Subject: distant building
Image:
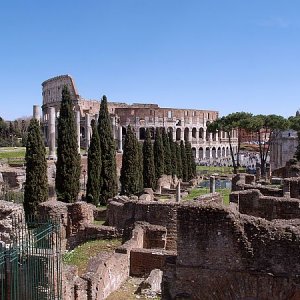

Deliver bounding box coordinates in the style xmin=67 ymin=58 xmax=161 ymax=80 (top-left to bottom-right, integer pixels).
xmin=270 ymin=129 xmax=298 ymax=170
xmin=41 ymin=74 xmax=238 ymax=162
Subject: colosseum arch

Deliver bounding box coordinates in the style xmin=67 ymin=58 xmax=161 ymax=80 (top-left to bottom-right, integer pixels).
xmin=222 ymin=147 xmax=225 ymax=157
xmin=139 ymin=127 xmax=146 ymax=140
xmin=184 ymin=128 xmax=189 ymax=141
xmin=199 ymin=147 xmax=204 ymax=159
xmin=206 ymin=147 xmax=210 ymax=159
xmin=192 ymin=127 xmax=197 ymax=139
xmin=212 ymin=147 xmax=216 ymax=159
xmin=199 ymin=128 xmax=204 ymax=139
xmin=226 ymin=147 xmax=230 ymax=156
xmin=176 ymin=128 xmax=181 ymax=141
xmin=192 ymin=147 xmax=196 ymax=158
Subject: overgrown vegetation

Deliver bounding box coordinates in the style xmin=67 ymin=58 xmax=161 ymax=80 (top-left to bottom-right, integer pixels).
xmin=63 ymin=239 xmax=122 ymax=275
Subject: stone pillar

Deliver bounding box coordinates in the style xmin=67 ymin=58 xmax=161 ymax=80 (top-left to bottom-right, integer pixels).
xmin=112 ymin=116 xmax=116 ymax=139
xmin=180 ymin=128 xmax=184 ymax=141
xmin=172 ymin=129 xmax=176 ymax=142
xmin=188 ymin=129 xmax=192 ymax=142
xmin=76 ymin=110 xmax=81 ymax=154
xmin=265 ymin=163 xmax=271 ymax=182
xmin=33 ymin=105 xmax=40 ymax=122
xmin=85 ymin=113 xmax=91 ymax=152
xmin=48 ymin=107 xmax=56 ymax=160
xmin=176 ymin=181 xmax=181 ymax=202
xmin=196 ymin=128 xmax=199 ymax=143
xmin=215 ymin=130 xmax=219 ymax=142
xmin=210 ymin=176 xmax=215 ymax=193
xmin=118 ymin=125 xmax=123 ymax=153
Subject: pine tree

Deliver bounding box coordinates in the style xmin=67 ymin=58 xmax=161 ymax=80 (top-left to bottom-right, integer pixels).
xmin=176 ymin=142 xmax=183 ymax=179
xmin=120 ymin=125 xmax=141 ymax=195
xmin=55 ymin=86 xmax=81 ymax=203
xmin=180 ymin=140 xmax=188 ymax=182
xmin=24 ymin=119 xmax=48 ymax=216
xmin=162 ymin=128 xmax=172 ymax=175
xmin=143 ymin=128 xmax=155 ymax=189
xmin=168 ymin=131 xmax=177 ymax=177
xmin=98 ymin=95 xmax=118 ymax=204
xmin=153 ymin=128 xmax=165 ymax=180
xmin=86 ymin=120 xmax=101 ymax=206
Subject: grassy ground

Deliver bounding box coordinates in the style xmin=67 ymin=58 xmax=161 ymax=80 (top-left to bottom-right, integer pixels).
xmin=197 ymin=165 xmax=245 ymax=175
xmin=184 ymin=187 xmax=231 ymax=205
xmin=63 ymin=239 xmax=122 ymax=275
xmin=0 ymin=147 xmax=26 ymax=159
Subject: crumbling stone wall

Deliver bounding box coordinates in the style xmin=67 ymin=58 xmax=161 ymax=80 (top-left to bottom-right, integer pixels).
xmin=230 ymin=189 xmax=300 ymax=220
xmin=232 ymin=173 xmax=283 ymax=197
xmin=162 ymin=203 xmax=300 ymax=299
xmin=107 ymin=197 xmax=179 ymax=250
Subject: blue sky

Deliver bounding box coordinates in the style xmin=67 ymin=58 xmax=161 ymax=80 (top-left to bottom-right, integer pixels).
xmin=1 ymin=0 xmax=300 ymax=120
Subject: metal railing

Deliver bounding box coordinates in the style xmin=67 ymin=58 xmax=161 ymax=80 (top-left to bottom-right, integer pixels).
xmin=0 ymin=215 xmax=62 ymax=300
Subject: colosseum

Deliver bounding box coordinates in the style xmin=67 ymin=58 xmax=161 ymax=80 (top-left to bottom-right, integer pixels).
xmin=41 ymin=74 xmax=238 ymax=162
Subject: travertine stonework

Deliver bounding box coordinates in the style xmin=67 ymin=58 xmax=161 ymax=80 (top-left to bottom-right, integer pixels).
xmin=41 ymin=75 xmax=238 ymax=161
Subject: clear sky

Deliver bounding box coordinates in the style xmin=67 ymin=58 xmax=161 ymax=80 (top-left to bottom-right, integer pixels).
xmin=1 ymin=0 xmax=300 ymax=120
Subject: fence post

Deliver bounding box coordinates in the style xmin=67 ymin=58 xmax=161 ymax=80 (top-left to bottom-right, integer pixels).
xmin=5 ymin=253 xmax=11 ymax=300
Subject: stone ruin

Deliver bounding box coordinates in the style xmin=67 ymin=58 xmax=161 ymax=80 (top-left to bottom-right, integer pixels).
xmin=1 ymin=173 xmax=300 ymax=299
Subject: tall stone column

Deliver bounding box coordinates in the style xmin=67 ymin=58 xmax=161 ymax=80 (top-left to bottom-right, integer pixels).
xmin=180 ymin=128 xmax=184 ymax=141
xmin=85 ymin=113 xmax=91 ymax=152
xmin=48 ymin=107 xmax=56 ymax=160
xmin=33 ymin=105 xmax=40 ymax=123
xmin=118 ymin=125 xmax=123 ymax=153
xmin=172 ymin=129 xmax=176 ymax=142
xmin=210 ymin=176 xmax=216 ymax=193
xmin=76 ymin=110 xmax=81 ymax=154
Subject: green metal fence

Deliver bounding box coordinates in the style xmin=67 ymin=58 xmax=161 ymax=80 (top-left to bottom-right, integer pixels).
xmin=0 ymin=215 xmax=62 ymax=300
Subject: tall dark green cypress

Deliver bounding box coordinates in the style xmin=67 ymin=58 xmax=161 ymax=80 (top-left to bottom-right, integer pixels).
xmin=86 ymin=120 xmax=101 ymax=206
xmin=153 ymin=128 xmax=165 ymax=180
xmin=185 ymin=141 xmax=193 ymax=180
xmin=176 ymin=142 xmax=183 ymax=179
xmin=137 ymin=141 xmax=144 ymax=192
xmin=162 ymin=128 xmax=172 ymax=175
xmin=24 ymin=119 xmax=48 ymax=217
xmin=168 ymin=131 xmax=177 ymax=177
xmin=120 ymin=125 xmax=141 ymax=195
xmin=98 ymin=95 xmax=118 ymax=204
xmin=143 ymin=128 xmax=155 ymax=189
xmin=180 ymin=140 xmax=188 ymax=182
xmin=56 ymin=86 xmax=81 ymax=203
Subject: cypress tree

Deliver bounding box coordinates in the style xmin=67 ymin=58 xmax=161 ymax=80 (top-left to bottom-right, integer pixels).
xmin=55 ymin=86 xmax=81 ymax=203
xmin=137 ymin=141 xmax=144 ymax=192
xmin=98 ymin=95 xmax=118 ymax=204
xmin=86 ymin=120 xmax=101 ymax=206
xmin=153 ymin=128 xmax=165 ymax=180
xmin=24 ymin=119 xmax=48 ymax=217
xmin=168 ymin=131 xmax=177 ymax=177
xmin=185 ymin=141 xmax=193 ymax=180
xmin=120 ymin=125 xmax=141 ymax=195
xmin=180 ymin=140 xmax=188 ymax=182
xmin=176 ymin=142 xmax=183 ymax=179
xmin=162 ymin=128 xmax=172 ymax=175
xmin=143 ymin=128 xmax=155 ymax=189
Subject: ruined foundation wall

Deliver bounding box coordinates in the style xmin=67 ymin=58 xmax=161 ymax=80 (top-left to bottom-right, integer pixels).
xmin=162 ymin=203 xmax=300 ymax=299
xmin=107 ymin=198 xmax=179 ymax=250
xmin=230 ymin=189 xmax=300 ymax=220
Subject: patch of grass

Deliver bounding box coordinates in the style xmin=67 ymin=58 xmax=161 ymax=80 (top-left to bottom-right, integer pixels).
xmin=93 ymin=220 xmax=106 ymax=226
xmin=63 ymin=238 xmax=122 ymax=275
xmin=183 ymin=187 xmax=230 ymax=205
xmin=197 ymin=165 xmax=245 ymax=175
xmin=0 ymin=147 xmax=26 ymax=159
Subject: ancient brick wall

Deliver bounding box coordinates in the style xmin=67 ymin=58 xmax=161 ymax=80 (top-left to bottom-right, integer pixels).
xmin=230 ymin=189 xmax=300 ymax=220
xmin=107 ymin=198 xmax=179 ymax=250
xmin=162 ymin=203 xmax=300 ymax=299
